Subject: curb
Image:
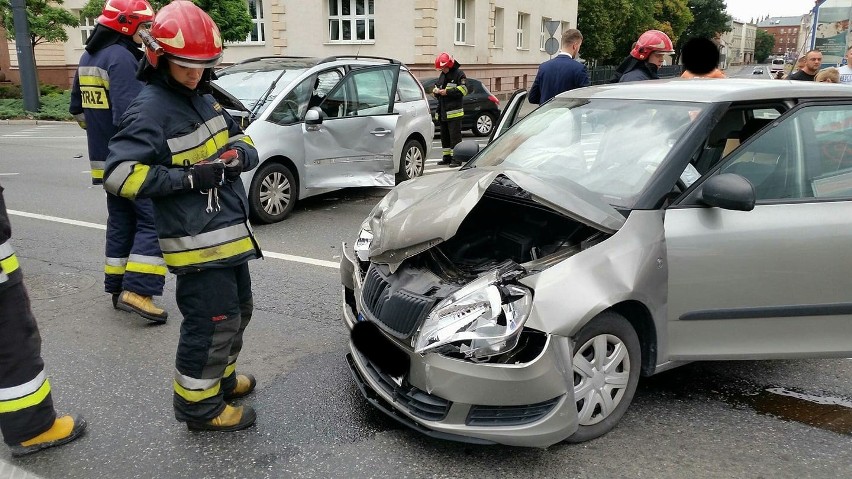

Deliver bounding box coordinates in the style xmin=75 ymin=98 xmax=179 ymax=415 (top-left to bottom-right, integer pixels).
xmin=0 ymin=120 xmax=73 ymax=125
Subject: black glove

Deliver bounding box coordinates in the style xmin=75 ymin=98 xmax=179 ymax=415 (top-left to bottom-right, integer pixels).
xmin=219 ymin=149 xmax=243 ymax=182
xmin=184 ymin=161 xmax=225 ymax=190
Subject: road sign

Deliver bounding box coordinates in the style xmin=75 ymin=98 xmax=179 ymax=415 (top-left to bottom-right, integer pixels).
xmin=545 ymin=20 xmax=560 ymax=37
xmin=545 ymin=37 xmax=560 ymax=55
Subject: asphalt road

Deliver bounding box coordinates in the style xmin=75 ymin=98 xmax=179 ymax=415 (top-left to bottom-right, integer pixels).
xmin=0 ymin=122 xmax=851 ymax=479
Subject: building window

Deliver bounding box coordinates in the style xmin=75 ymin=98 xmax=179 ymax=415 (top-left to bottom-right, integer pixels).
xmin=493 ymin=7 xmax=504 ymax=48
xmin=455 ymin=0 xmax=467 ymax=44
xmin=517 ymin=12 xmax=529 ymax=49
xmin=78 ymin=12 xmax=95 ymax=44
xmin=328 ymin=0 xmax=375 ymax=42
xmin=247 ymin=0 xmax=265 ymax=43
xmin=540 ymin=17 xmax=550 ymax=50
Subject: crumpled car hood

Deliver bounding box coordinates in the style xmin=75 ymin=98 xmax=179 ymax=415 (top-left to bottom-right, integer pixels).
xmin=367 ymin=166 xmax=625 ymax=266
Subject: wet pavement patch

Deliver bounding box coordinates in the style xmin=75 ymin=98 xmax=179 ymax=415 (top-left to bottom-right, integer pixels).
xmin=733 ymin=387 xmax=852 ymax=435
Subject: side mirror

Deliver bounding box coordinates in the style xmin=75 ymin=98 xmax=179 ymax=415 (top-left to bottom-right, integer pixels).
xmin=452 ymin=140 xmax=480 ymax=165
xmin=305 ymin=107 xmax=323 ymax=125
xmin=698 ymin=173 xmax=755 ymax=211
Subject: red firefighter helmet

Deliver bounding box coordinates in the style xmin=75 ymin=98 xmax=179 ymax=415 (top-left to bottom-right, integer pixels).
xmin=435 ymin=52 xmax=455 ymax=70
xmin=145 ymin=1 xmax=223 ymax=69
xmin=630 ymin=30 xmax=676 ymax=60
xmin=97 ymin=0 xmax=154 ymax=36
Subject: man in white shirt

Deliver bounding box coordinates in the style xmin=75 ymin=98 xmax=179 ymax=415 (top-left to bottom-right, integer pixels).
xmin=838 ymin=46 xmax=852 ymax=84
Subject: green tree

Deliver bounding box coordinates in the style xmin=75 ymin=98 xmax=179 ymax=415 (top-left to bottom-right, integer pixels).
xmin=754 ymin=29 xmax=775 ymax=63
xmin=577 ymin=0 xmax=632 ymax=62
xmin=81 ymin=0 xmax=252 ymax=42
xmin=674 ymin=0 xmax=732 ymax=61
xmin=0 ymin=0 xmax=79 ymax=48
xmin=654 ymin=0 xmax=693 ymax=45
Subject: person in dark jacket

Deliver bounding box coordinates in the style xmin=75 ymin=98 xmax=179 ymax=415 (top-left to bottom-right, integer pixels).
xmin=611 ymin=30 xmax=676 ymax=83
xmin=69 ymin=0 xmax=168 ymax=323
xmin=432 ymin=52 xmax=468 ymax=167
xmin=529 ymin=29 xmax=589 ymax=104
xmin=103 ymin=1 xmax=261 ymax=432
xmin=788 ymin=50 xmax=822 ymax=81
xmin=0 ymin=183 xmax=86 ymax=457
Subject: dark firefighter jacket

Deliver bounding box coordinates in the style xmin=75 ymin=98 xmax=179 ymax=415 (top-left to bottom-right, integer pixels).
xmin=103 ymin=71 xmax=261 ymax=275
xmin=432 ymin=63 xmax=468 ymax=121
xmin=69 ymin=26 xmax=145 ymax=185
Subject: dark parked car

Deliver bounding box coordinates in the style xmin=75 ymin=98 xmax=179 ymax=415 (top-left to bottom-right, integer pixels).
xmin=421 ymin=77 xmax=501 ymax=136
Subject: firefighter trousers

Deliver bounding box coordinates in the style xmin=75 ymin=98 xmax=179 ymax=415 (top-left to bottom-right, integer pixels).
xmin=172 ymin=263 xmax=253 ymax=422
xmin=105 ymin=192 xmax=166 ymax=297
xmin=0 ymin=281 xmax=56 ymax=446
xmin=439 ymin=119 xmax=463 ymax=160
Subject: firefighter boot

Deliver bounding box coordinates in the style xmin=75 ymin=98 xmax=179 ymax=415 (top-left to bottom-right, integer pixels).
xmin=116 ymin=291 xmax=168 ymax=323
xmin=186 ymin=405 xmax=256 ymax=432
xmin=224 ymin=374 xmax=257 ymax=401
xmin=438 ymin=155 xmax=452 ymax=165
xmin=9 ymin=415 xmax=87 ymax=458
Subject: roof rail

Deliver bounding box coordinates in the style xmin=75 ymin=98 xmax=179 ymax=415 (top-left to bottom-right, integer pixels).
xmin=318 ymin=55 xmax=401 ymax=65
xmin=234 ymin=55 xmax=318 ymax=64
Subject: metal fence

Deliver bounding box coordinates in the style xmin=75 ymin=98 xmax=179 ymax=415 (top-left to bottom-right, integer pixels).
xmin=587 ymin=64 xmax=683 ymax=85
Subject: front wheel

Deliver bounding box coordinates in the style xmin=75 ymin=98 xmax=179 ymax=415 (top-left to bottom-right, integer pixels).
xmin=396 ymin=139 xmax=425 ymax=183
xmin=566 ymin=311 xmax=641 ymax=443
xmin=249 ymin=162 xmax=298 ymax=224
xmin=471 ymin=112 xmax=495 ymax=137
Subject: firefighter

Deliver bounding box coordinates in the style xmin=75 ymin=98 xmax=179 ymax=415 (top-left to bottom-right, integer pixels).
xmin=103 ymin=1 xmax=261 ymax=432
xmin=69 ymin=0 xmax=168 ymax=323
xmin=0 ymin=183 xmax=86 ymax=457
xmin=431 ymin=52 xmax=468 ymax=167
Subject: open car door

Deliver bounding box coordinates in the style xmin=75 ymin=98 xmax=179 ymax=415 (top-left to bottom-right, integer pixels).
xmin=303 ymin=64 xmax=401 ymax=189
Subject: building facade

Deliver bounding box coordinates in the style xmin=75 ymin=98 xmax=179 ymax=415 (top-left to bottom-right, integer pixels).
xmin=721 ymin=19 xmax=757 ymax=65
xmin=1 ymin=0 xmax=578 ymax=97
xmin=757 ymin=16 xmax=802 ymax=59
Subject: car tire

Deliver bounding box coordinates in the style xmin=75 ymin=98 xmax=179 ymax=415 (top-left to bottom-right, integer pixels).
xmin=471 ymin=112 xmax=495 ymax=137
xmin=249 ymin=162 xmax=298 ymax=224
xmin=396 ymin=139 xmax=425 ymax=183
xmin=565 ymin=311 xmax=641 ymax=443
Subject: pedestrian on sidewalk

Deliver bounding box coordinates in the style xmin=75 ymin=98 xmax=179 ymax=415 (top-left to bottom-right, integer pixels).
xmin=69 ymin=0 xmax=168 ymax=323
xmin=529 ymin=29 xmax=589 ymax=104
xmin=104 ymin=1 xmax=261 ymax=432
xmin=0 ymin=183 xmax=86 ymax=457
xmin=432 ymin=52 xmax=468 ymax=167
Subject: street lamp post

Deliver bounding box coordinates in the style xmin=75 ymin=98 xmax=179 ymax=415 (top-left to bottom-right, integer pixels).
xmin=11 ymin=0 xmax=40 ymax=113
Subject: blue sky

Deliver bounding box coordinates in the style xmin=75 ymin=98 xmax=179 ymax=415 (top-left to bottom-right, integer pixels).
xmin=726 ymin=0 xmax=816 ymax=22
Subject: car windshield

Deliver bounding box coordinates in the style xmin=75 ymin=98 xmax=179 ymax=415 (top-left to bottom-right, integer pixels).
xmin=213 ymin=66 xmax=308 ymax=114
xmin=472 ymin=98 xmax=705 ymax=208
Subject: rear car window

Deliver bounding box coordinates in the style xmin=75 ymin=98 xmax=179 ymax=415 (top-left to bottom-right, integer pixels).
xmin=398 ymin=71 xmax=425 ymax=102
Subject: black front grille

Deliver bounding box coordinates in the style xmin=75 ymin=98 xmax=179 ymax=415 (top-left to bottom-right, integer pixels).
xmin=361 ymin=352 xmax=451 ymax=422
xmin=466 ymin=396 xmax=562 ymax=427
xmin=361 ymin=265 xmax=435 ymax=338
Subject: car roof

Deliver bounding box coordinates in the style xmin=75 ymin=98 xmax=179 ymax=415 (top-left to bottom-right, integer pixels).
xmin=557 ymin=78 xmax=852 ymax=103
xmin=218 ymin=55 xmax=405 ymax=74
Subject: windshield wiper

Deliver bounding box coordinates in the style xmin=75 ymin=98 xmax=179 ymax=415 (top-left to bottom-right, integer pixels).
xmin=251 ymin=69 xmax=289 ymax=121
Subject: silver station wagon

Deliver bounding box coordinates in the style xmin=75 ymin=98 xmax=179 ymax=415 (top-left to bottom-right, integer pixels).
xmin=341 ymin=79 xmax=852 ymax=447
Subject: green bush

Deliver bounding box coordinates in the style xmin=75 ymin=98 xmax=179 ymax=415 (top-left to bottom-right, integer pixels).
xmin=0 ymin=84 xmax=22 ymax=99
xmin=0 ymin=90 xmax=72 ymax=121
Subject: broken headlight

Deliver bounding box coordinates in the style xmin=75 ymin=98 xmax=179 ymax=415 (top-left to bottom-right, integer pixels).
xmin=353 ymin=227 xmax=373 ymax=262
xmin=413 ymin=270 xmax=532 ymax=359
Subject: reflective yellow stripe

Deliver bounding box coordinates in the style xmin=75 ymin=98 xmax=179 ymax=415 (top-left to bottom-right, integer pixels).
xmin=170 ymin=130 xmax=230 ymax=166
xmin=162 ymin=237 xmax=255 ymax=268
xmin=173 ymin=379 xmax=220 ymax=402
xmin=91 ymin=169 xmax=104 ymax=180
xmin=456 ymin=84 xmax=469 ymax=96
xmin=78 ymin=67 xmax=111 ymax=110
xmin=119 ymin=164 xmax=151 ymax=199
xmin=126 ymin=261 xmax=168 ymax=276
xmin=446 ymin=109 xmax=464 ymax=119
xmin=229 ymin=134 xmax=254 ymax=147
xmin=104 ymin=264 xmax=126 ymax=275
xmin=223 ymin=363 xmax=236 ymax=378
xmin=0 ymin=379 xmax=50 ymax=414
xmin=1 ymin=255 xmax=19 ymax=276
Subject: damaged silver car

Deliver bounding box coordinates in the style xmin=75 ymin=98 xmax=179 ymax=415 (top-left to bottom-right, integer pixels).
xmin=341 ymin=79 xmax=852 ymax=447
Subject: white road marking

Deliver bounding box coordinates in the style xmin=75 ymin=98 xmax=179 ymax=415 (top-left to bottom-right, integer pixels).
xmin=0 ymin=173 xmax=20 ymax=176
xmin=8 ymin=209 xmax=340 ymax=270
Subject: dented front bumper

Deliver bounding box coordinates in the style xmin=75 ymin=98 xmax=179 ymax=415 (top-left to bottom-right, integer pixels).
xmin=340 ymin=243 xmax=579 ymax=448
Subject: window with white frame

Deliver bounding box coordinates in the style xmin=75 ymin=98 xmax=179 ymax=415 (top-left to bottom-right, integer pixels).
xmin=517 ymin=12 xmax=529 ymax=49
xmin=493 ymin=7 xmax=504 ymax=48
xmin=328 ymin=0 xmax=375 ymax=43
xmin=78 ymin=12 xmax=95 ymax=45
xmin=540 ymin=17 xmax=550 ymax=50
xmin=455 ymin=0 xmax=467 ymax=44
xmin=227 ymin=0 xmax=265 ymax=44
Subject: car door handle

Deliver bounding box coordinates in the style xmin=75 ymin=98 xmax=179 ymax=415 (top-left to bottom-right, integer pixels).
xmin=370 ymin=128 xmax=392 ymax=136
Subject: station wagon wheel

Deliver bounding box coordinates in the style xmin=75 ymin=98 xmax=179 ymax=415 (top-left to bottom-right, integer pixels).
xmin=472 ymin=112 xmax=495 ymax=137
xmin=249 ymin=162 xmax=298 ymax=224
xmin=396 ymin=139 xmax=425 ymax=183
xmin=566 ymin=311 xmax=641 ymax=443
